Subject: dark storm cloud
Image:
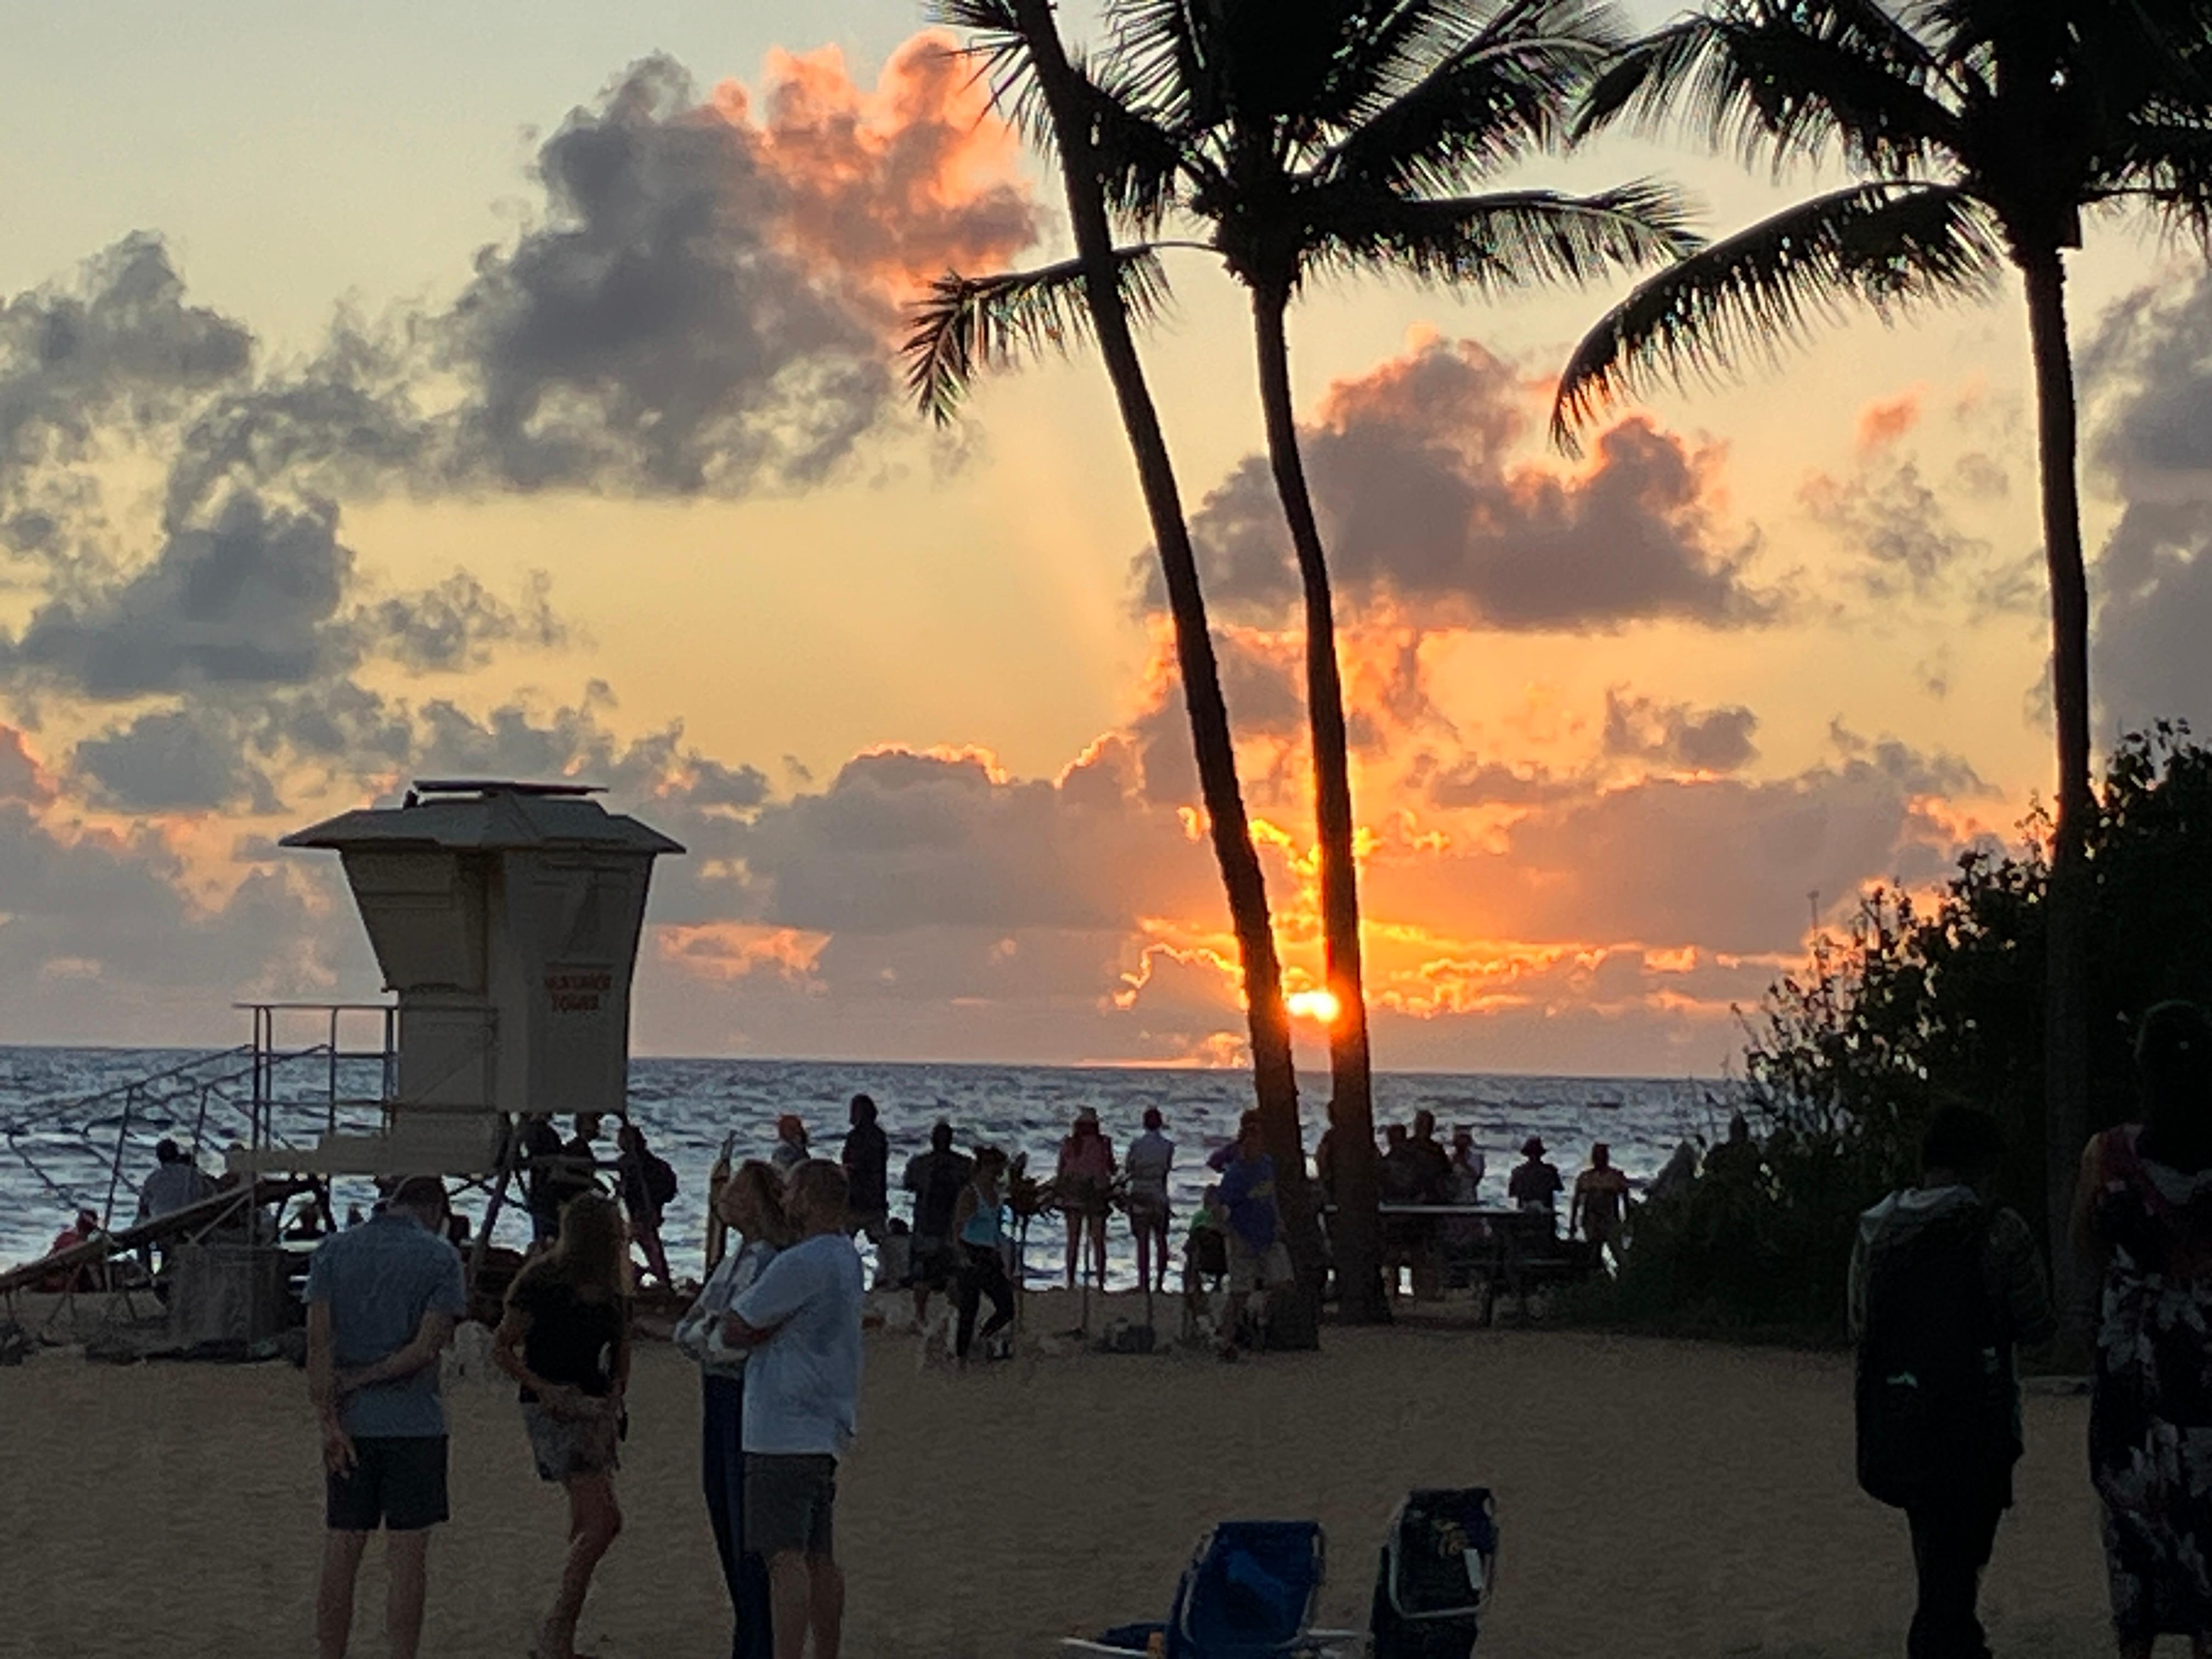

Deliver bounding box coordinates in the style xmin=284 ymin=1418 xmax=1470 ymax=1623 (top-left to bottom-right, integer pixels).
xmin=2080 ymin=275 xmax=2212 ymax=732
xmin=5 ymin=493 xmax=356 ymax=697
xmin=0 ymin=489 xmax=568 ymax=704
xmin=73 ymin=707 xmax=284 ymax=814
xmin=1601 ymin=690 xmax=1760 ymax=774
xmin=730 ymin=744 xmax=1212 ymax=935
xmin=439 ymin=57 xmax=890 ymax=498
xmin=0 ymin=233 xmax=252 ymax=481
xmin=1154 ymin=337 xmax=1768 ymax=633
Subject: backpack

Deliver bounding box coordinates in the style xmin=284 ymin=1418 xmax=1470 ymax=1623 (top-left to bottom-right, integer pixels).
xmin=644 ymin=1153 xmax=678 ymax=1210
xmin=1854 ymin=1201 xmax=2012 ymax=1508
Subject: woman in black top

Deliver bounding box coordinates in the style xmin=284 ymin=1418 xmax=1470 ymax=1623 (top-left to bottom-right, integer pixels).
xmin=495 ymin=1192 xmax=630 ymax=1659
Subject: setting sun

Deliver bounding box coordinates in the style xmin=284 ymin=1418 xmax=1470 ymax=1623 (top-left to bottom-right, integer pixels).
xmin=1286 ymin=989 xmax=1344 ymax=1025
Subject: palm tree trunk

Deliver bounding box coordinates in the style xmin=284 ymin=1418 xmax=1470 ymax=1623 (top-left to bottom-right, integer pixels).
xmin=2021 ymin=245 xmax=2096 ymax=1363
xmin=1007 ymin=0 xmax=1320 ymax=1343
xmin=1251 ymin=283 xmax=1389 ymax=1324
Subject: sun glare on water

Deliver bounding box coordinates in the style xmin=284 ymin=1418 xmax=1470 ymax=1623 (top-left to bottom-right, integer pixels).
xmin=1286 ymin=989 xmax=1342 ymax=1025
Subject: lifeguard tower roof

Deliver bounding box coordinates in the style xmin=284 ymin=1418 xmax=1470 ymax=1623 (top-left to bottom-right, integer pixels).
xmin=282 ymin=780 xmax=684 ymax=856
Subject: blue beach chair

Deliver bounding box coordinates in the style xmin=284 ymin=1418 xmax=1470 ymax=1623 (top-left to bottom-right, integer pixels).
xmin=1060 ymin=1521 xmax=1362 ymax=1658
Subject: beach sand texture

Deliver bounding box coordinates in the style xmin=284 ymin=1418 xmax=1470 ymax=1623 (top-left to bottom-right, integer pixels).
xmin=3 ymin=1303 xmax=2103 ymax=1658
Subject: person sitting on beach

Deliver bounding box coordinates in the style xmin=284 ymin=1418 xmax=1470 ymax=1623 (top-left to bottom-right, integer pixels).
xmin=39 ymin=1207 xmax=104 ymax=1292
xmin=494 ymin=1192 xmax=631 ymax=1659
xmin=307 ymin=1175 xmax=467 ymax=1659
xmin=952 ymin=1147 xmax=1017 ymax=1365
xmin=1850 ymin=1106 xmax=2051 ymax=1659
xmin=771 ymin=1115 xmax=811 ymax=1180
xmin=724 ymin=1160 xmax=866 ymax=1659
xmin=1125 ymin=1108 xmax=1175 ymax=1294
xmin=1506 ymin=1138 xmax=1563 ymax=1231
xmin=902 ymin=1121 xmax=972 ymax=1327
xmin=614 ymin=1120 xmax=678 ymax=1291
xmin=1570 ymin=1142 xmax=1633 ymax=1266
xmin=1207 ymin=1112 xmax=1292 ymax=1359
xmin=138 ymin=1137 xmax=211 ymax=1223
xmin=840 ymin=1094 xmax=889 ymax=1246
xmin=679 ymin=1160 xmax=792 ymax=1659
xmin=1056 ymin=1107 xmax=1116 ymax=1290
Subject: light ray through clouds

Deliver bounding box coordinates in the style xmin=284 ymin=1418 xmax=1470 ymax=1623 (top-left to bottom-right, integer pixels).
xmin=0 ymin=25 xmax=2193 ymax=1069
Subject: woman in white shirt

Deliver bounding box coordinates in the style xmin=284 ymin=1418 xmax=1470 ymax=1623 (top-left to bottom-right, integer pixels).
xmin=676 ymin=1160 xmax=791 ymax=1659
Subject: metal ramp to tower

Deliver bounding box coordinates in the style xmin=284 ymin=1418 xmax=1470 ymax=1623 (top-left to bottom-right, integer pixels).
xmin=2 ymin=779 xmax=682 ymax=1322
xmin=0 ymin=1003 xmax=403 ymax=1300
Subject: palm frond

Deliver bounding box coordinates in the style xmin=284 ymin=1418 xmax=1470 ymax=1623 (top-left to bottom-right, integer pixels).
xmin=928 ymin=0 xmax=1056 ymax=150
xmin=902 ymin=250 xmax=1173 ymax=426
xmin=1572 ymin=3 xmax=1964 ymax=177
xmin=1550 ymin=182 xmax=2004 ymax=452
xmin=1322 ymin=24 xmax=1614 ymax=194
xmin=1308 ymin=177 xmax=1705 ymax=290
xmin=1084 ymin=55 xmax=1209 ymax=230
xmin=1106 ymin=0 xmax=1212 ymax=130
xmin=1326 ymin=0 xmax=1626 ymax=130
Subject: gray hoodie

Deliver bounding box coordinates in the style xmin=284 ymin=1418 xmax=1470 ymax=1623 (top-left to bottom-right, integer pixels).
xmin=1849 ymin=1184 xmax=2057 ymax=1447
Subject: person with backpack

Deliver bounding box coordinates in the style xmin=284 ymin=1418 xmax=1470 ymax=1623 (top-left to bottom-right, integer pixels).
xmin=616 ymin=1120 xmax=679 ymax=1291
xmin=1849 ymin=1105 xmax=2055 ymax=1659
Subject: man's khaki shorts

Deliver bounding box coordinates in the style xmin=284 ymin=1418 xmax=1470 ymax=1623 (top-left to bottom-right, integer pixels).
xmin=1225 ymin=1233 xmax=1292 ymax=1294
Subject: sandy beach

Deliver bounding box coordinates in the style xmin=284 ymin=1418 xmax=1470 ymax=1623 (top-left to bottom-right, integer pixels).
xmin=2 ymin=1294 xmax=2103 ymax=1659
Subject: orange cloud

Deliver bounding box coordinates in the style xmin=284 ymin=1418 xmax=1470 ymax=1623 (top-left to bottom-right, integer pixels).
xmin=1855 ymin=386 xmax=1926 ymax=451
xmin=657 ymin=922 xmax=829 ymax=983
xmin=718 ymin=33 xmax=1039 ymax=313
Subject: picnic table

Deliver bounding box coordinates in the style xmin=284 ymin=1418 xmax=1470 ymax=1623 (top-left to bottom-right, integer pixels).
xmin=1360 ymin=1203 xmax=1599 ymax=1324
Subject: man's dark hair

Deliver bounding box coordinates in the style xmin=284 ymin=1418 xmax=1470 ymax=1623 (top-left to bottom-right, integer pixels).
xmin=388 ymin=1176 xmax=450 ymax=1218
xmin=1142 ymin=1106 xmax=1164 ymax=1131
xmin=1920 ymin=1107 xmax=2004 ymax=1180
xmin=790 ymin=1158 xmax=850 ymax=1214
xmin=155 ymin=1138 xmax=182 ymax=1164
xmin=851 ymin=1093 xmax=877 ymax=1123
xmin=2138 ymin=1000 xmax=2212 ymax=1116
xmin=930 ymin=1119 xmax=955 ymax=1153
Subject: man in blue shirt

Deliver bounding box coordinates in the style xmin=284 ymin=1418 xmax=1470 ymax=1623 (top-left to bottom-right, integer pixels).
xmin=729 ymin=1159 xmax=866 ymax=1659
xmin=306 ymin=1176 xmax=467 ymax=1659
xmin=1208 ymin=1112 xmax=1292 ymax=1359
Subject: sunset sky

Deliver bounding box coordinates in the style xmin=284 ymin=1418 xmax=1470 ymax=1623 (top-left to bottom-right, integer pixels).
xmin=2 ymin=0 xmax=2208 ymax=1074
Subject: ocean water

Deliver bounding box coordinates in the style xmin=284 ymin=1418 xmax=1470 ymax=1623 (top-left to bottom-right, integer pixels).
xmin=0 ymin=1045 xmax=1740 ymax=1287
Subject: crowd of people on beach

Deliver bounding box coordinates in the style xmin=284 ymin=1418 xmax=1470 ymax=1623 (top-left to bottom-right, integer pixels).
xmin=40 ymin=1032 xmax=2212 ymax=1659
xmin=273 ymin=1093 xmax=1763 ymax=1659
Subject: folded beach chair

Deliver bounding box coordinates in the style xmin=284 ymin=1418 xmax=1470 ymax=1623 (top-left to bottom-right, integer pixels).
xmin=1060 ymin=1520 xmax=1361 ymax=1658
xmin=1370 ymin=1488 xmax=1498 ymax=1658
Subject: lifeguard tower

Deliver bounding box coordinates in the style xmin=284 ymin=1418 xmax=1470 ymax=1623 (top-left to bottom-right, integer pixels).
xmin=0 ymin=779 xmax=682 ymax=1341
xmin=271 ymin=779 xmax=684 ymax=1178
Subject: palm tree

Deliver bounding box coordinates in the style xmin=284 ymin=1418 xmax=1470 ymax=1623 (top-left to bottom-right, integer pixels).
xmin=914 ymin=0 xmax=1700 ymax=1323
xmin=909 ymin=0 xmax=1326 ymax=1341
xmin=1110 ymin=0 xmax=1699 ymax=1322
xmin=1550 ymin=0 xmax=2212 ymax=1347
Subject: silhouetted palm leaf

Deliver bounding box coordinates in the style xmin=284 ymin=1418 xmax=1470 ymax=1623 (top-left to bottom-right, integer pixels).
xmin=1310 ymin=178 xmax=1703 ymax=289
xmin=902 ymin=251 xmax=1172 ymax=426
xmin=1550 ymin=180 xmax=2001 ymax=449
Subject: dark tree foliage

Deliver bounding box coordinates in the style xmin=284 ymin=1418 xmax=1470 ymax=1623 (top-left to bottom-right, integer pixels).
xmin=1591 ymin=725 xmax=2212 ymax=1338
